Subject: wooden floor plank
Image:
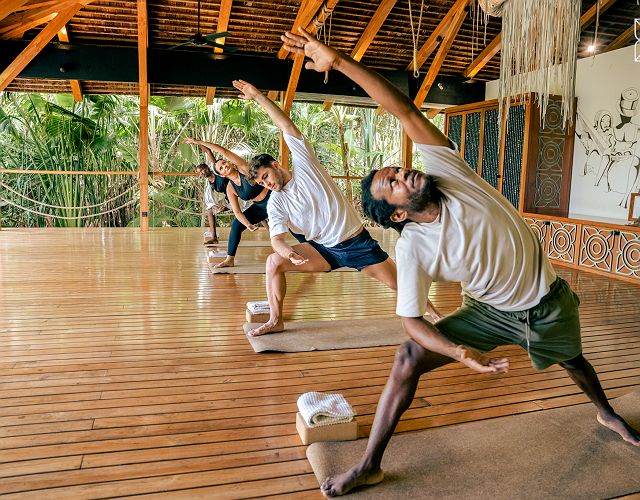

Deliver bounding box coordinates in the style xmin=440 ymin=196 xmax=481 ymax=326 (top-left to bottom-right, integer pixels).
xmin=0 ymin=227 xmax=638 ymax=498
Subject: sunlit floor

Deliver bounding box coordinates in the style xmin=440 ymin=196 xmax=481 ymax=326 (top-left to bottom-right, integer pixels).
xmin=0 ymin=227 xmax=638 ymax=498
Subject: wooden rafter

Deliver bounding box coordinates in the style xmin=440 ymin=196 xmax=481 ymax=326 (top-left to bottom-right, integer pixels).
xmin=463 ymin=34 xmax=501 ymax=78
xmin=138 ymin=0 xmax=149 ymax=231
xmin=276 ymin=0 xmax=326 ymax=59
xmin=426 ymin=108 xmax=443 ymax=119
xmin=57 ymin=24 xmax=82 ymax=102
xmin=0 ymin=0 xmax=29 ymax=23
xmin=605 ymin=24 xmax=634 ymax=52
xmin=463 ymin=0 xmax=620 ymax=79
xmin=406 ymin=0 xmax=469 ymax=74
xmin=0 ymin=0 xmax=91 ymax=39
xmin=402 ymin=2 xmax=467 ymax=170
xmin=324 ymin=0 xmax=397 ymax=111
xmin=278 ymin=0 xmax=337 ymax=168
xmin=0 ymin=2 xmax=87 ymax=92
xmin=414 ymin=3 xmax=467 ymax=108
xmin=205 ymin=0 xmax=233 ymax=105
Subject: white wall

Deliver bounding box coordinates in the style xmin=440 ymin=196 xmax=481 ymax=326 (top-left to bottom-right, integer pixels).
xmin=485 ymin=46 xmax=640 ymax=222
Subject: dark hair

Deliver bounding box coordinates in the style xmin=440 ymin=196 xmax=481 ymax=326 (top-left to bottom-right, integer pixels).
xmin=361 ymin=170 xmax=407 ymax=233
xmin=247 ymin=153 xmax=277 ymax=183
xmin=195 ymin=163 xmax=212 ymax=176
xmin=361 ymin=169 xmax=445 ymax=233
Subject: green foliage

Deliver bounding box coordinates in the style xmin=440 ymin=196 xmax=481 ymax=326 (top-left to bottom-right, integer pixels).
xmin=0 ymin=90 xmax=425 ymax=228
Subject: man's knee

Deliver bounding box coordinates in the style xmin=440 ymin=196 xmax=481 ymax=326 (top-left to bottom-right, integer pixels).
xmin=266 ymin=252 xmax=287 ymax=273
xmin=558 ymin=353 xmax=587 ymax=371
xmin=392 ymin=341 xmax=425 ymax=379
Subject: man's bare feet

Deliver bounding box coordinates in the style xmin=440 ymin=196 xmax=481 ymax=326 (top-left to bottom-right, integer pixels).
xmin=320 ymin=465 xmax=384 ymax=497
xmin=597 ymin=412 xmax=640 ymax=445
xmin=214 ymin=256 xmax=235 ymax=268
xmin=247 ymin=319 xmax=284 ymax=336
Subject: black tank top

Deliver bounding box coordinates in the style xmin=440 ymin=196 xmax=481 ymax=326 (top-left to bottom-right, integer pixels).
xmin=231 ymin=174 xmax=266 ymax=201
xmin=209 ymin=174 xmax=228 ymax=193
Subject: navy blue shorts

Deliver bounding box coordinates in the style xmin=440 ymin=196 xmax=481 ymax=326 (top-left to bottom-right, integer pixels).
xmin=290 ymin=228 xmax=389 ymax=271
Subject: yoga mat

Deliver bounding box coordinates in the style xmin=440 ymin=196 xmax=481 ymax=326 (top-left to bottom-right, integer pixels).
xmin=209 ymin=262 xmax=356 ymax=274
xmin=243 ymin=318 xmax=406 ymax=352
xmin=307 ymin=391 xmax=640 ymax=499
xmin=206 ymin=240 xmax=278 ymax=248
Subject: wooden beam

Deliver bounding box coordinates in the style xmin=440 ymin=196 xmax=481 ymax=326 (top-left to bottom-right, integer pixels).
xmin=267 ymin=90 xmax=278 ymax=101
xmin=463 ymin=0 xmax=619 ymax=79
xmin=605 ymin=24 xmax=634 ymax=52
xmin=57 ymin=24 xmax=82 ymax=102
xmin=276 ymin=0 xmax=325 ymax=59
xmin=138 ymin=0 xmax=149 ymax=231
xmin=579 ymin=0 xmax=618 ymax=31
xmin=463 ymin=33 xmax=500 ymax=78
xmin=406 ymin=0 xmax=468 ymax=74
xmin=205 ymin=0 xmax=233 ymax=104
xmin=414 ymin=4 xmax=467 ymax=108
xmin=352 ymin=0 xmax=396 ymax=61
xmin=0 ymin=0 xmax=29 ymax=23
xmin=0 ymin=2 xmax=85 ymax=92
xmin=426 ymin=108 xmax=442 ymax=119
xmin=323 ymin=0 xmax=396 ymax=111
xmin=401 ymin=132 xmax=413 ymax=169
xmin=205 ymin=87 xmax=216 ymax=105
xmin=0 ymin=0 xmax=90 ymax=39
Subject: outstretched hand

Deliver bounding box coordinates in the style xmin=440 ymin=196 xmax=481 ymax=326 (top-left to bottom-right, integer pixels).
xmin=232 ymin=79 xmax=260 ymax=100
xmin=281 ymin=28 xmax=341 ymax=73
xmin=183 ymin=137 xmax=197 ymax=145
xmin=457 ymin=345 xmax=509 ymax=374
xmin=288 ymin=251 xmax=309 ymax=266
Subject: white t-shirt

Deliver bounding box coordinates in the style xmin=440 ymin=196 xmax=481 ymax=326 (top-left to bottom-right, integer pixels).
xmin=396 ymin=143 xmax=556 ymax=317
xmin=267 ymin=133 xmax=362 ymax=247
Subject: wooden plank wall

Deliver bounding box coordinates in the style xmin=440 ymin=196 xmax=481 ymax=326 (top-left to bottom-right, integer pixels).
xmin=0 ymin=228 xmax=638 ymax=498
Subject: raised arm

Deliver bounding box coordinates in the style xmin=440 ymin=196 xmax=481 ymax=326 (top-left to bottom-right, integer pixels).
xmin=232 ymin=80 xmax=303 ymax=140
xmin=185 ymin=138 xmax=251 ymax=175
xmin=281 ymin=29 xmax=449 ymax=147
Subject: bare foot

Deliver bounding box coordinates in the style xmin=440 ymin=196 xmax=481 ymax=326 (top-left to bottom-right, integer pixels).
xmin=320 ymin=465 xmax=384 ymax=497
xmin=247 ymin=319 xmax=284 ymax=336
xmin=597 ymin=412 xmax=640 ymax=445
xmin=214 ymin=256 xmax=235 ymax=268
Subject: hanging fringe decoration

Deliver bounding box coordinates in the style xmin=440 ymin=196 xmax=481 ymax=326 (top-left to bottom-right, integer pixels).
xmin=480 ymin=0 xmax=580 ymax=129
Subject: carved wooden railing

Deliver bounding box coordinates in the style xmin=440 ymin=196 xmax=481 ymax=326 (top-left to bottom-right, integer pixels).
xmin=523 ymin=213 xmax=640 ymax=284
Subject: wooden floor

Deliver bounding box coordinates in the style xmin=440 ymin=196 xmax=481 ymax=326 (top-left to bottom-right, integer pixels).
xmin=0 ymin=227 xmax=639 ymax=499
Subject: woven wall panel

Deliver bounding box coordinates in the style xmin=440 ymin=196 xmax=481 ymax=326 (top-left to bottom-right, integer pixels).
xmin=481 ymin=107 xmax=500 ymax=189
xmin=448 ymin=114 xmax=463 ymax=151
xmin=463 ymin=111 xmax=481 ymax=173
xmin=502 ymin=104 xmax=525 ymax=209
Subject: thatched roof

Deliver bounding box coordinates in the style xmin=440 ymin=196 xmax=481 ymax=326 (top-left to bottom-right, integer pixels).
xmin=1 ymin=0 xmax=637 ymax=105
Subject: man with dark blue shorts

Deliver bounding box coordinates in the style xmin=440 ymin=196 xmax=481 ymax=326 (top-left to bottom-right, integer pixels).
xmin=232 ymin=79 xmax=441 ymax=337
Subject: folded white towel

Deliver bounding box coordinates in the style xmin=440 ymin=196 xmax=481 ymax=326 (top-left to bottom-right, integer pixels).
xmin=297 ymin=392 xmax=355 ymax=427
xmin=247 ymin=301 xmax=270 ymax=314
xmin=208 ymin=250 xmax=227 ymax=258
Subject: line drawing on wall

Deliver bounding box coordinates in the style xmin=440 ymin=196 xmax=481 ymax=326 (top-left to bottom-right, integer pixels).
xmin=575 ymin=87 xmax=640 ymax=209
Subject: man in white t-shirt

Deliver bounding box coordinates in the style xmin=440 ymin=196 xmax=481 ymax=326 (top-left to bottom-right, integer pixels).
xmin=231 ymin=80 xmax=439 ymax=337
xmin=281 ymin=29 xmax=640 ymax=497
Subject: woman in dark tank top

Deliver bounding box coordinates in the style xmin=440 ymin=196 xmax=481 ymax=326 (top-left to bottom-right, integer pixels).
xmin=185 ymin=138 xmax=270 ymax=268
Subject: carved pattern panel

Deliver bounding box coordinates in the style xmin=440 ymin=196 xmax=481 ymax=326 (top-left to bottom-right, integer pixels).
xmin=533 ymin=98 xmax=566 ymax=209
xmin=548 ymin=221 xmax=577 ymax=263
xmin=524 ymin=217 xmax=549 ymax=253
xmin=614 ymin=231 xmax=640 ymax=278
xmin=578 ymin=226 xmax=615 ymax=272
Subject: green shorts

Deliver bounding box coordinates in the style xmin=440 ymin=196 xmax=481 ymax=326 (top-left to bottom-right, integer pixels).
xmin=435 ymin=278 xmax=582 ymax=370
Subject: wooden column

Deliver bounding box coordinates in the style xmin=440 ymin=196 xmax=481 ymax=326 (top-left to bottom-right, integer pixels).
xmin=138 ymin=0 xmax=149 ymax=230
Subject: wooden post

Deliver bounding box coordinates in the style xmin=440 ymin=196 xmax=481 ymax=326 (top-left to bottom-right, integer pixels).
xmin=138 ymin=0 xmax=149 ymax=231
xmin=401 ymin=132 xmax=413 ymax=170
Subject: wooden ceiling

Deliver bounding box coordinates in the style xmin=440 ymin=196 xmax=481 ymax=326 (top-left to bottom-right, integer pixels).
xmin=1 ymin=0 xmax=638 ymax=101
